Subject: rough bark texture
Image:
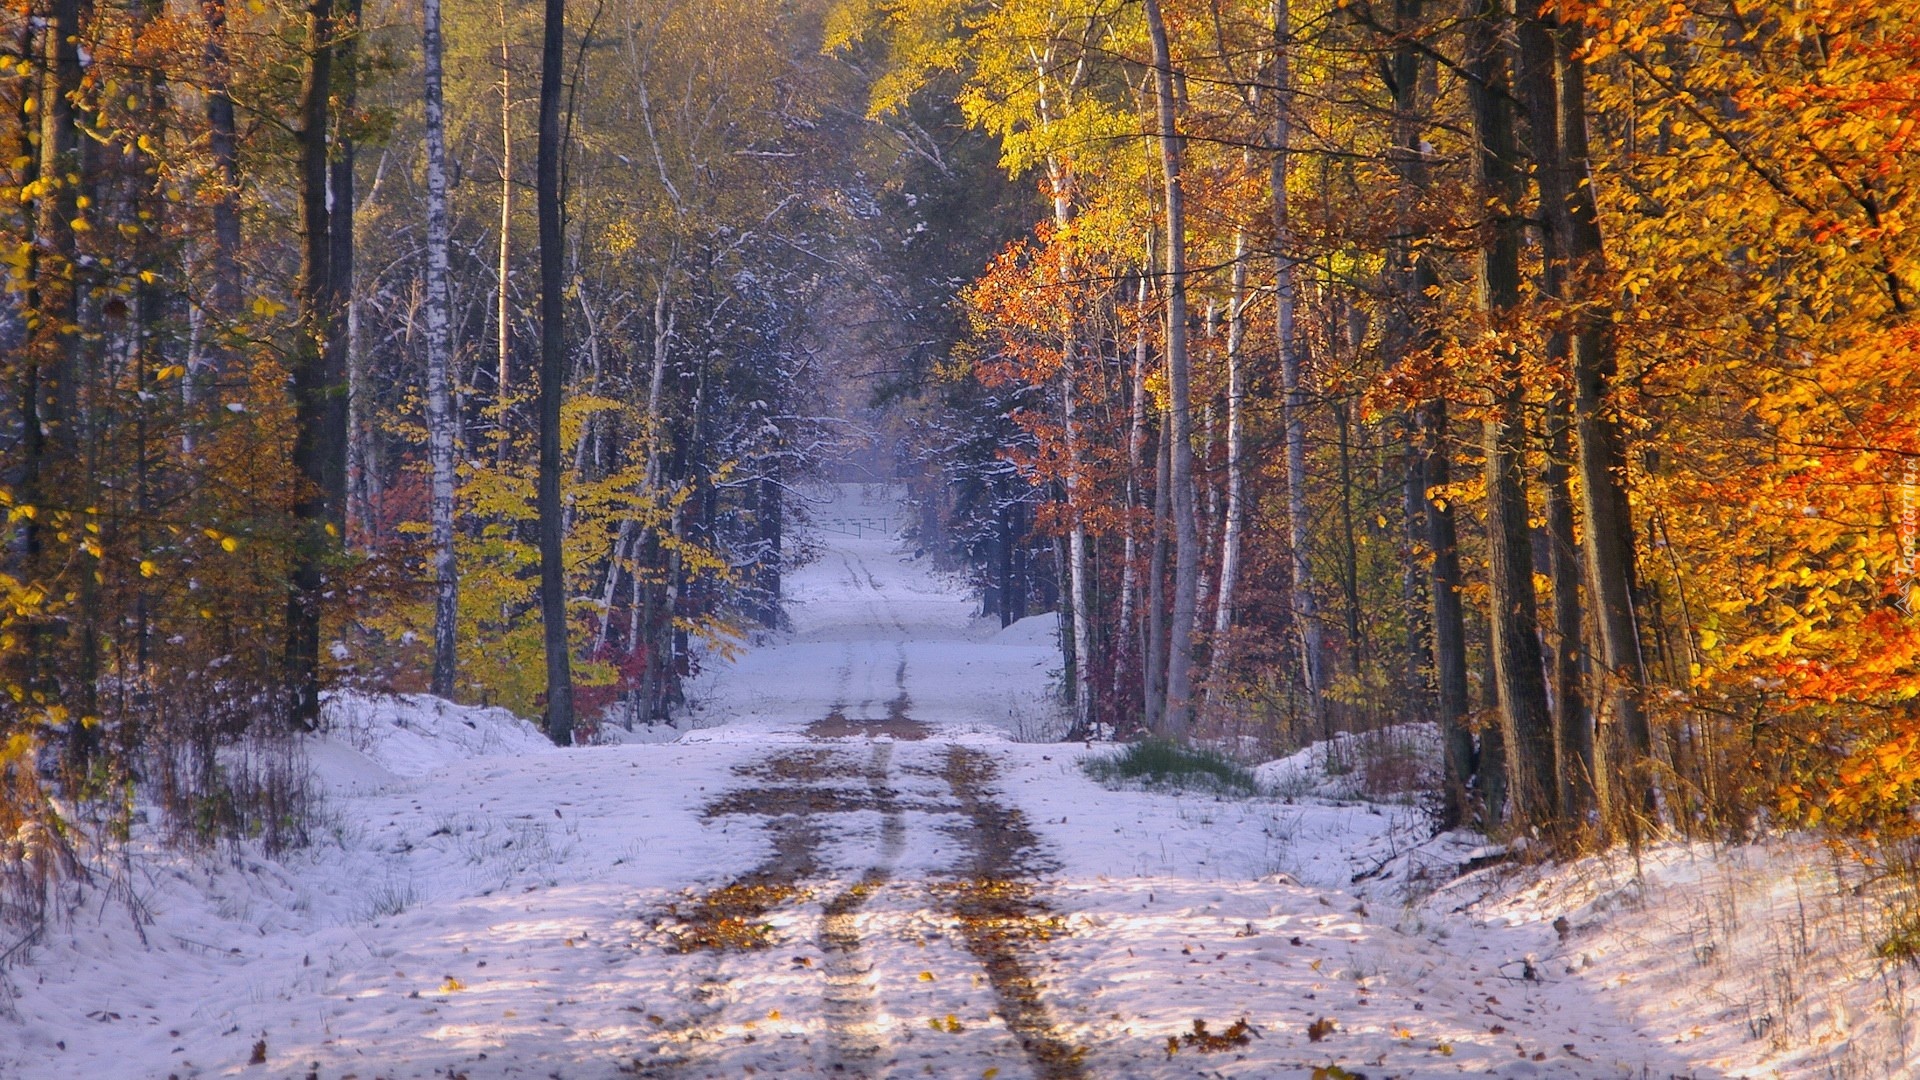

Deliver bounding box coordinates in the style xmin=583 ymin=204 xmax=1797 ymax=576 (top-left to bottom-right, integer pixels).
xmin=536 ymin=0 xmax=574 ymax=744
xmin=1144 ymin=0 xmax=1198 ymax=738
xmin=285 ymin=0 xmax=340 ymax=731
xmin=1554 ymin=15 xmax=1657 ymax=818
xmin=1515 ymin=10 xmax=1597 ymax=822
xmin=423 ymin=0 xmax=460 ymax=698
xmin=1466 ymin=0 xmax=1556 ymax=823
xmin=1395 ymin=4 xmax=1473 ymax=829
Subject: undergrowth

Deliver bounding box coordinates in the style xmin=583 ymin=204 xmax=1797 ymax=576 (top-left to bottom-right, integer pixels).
xmin=1082 ymin=739 xmax=1257 ymax=795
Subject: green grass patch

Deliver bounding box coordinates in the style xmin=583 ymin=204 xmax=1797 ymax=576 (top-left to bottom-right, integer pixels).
xmin=1083 ymin=739 xmax=1257 ymax=795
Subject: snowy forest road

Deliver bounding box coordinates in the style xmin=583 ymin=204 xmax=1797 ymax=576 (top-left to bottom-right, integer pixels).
xmin=622 ymin=485 xmax=1711 ymax=1079
xmin=4 ymin=485 xmax=1721 ymax=1079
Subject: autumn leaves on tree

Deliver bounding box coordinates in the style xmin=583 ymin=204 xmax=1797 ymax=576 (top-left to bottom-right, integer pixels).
xmin=0 ymin=0 xmax=851 ymax=878
xmin=838 ymin=0 xmax=1920 ymax=842
xmin=0 ymin=0 xmax=1914 ymax=888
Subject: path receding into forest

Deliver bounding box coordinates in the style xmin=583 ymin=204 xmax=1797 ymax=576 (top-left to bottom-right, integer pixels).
xmin=1 ymin=485 xmax=1717 ymax=1079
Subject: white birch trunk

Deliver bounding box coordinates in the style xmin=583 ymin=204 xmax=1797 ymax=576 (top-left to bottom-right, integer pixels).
xmin=424 ymin=0 xmax=459 ymax=697
xmin=1209 ymin=223 xmax=1249 ymax=698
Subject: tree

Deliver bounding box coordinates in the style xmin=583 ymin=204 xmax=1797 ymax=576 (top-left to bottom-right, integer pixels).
xmin=536 ymin=0 xmax=574 ymax=744
xmin=287 ymin=0 xmax=345 ymax=731
xmin=1465 ymin=0 xmax=1555 ymax=823
xmin=1272 ymin=0 xmax=1325 ymax=731
xmin=1142 ymin=0 xmax=1199 ymax=737
xmin=423 ymin=0 xmax=460 ymax=697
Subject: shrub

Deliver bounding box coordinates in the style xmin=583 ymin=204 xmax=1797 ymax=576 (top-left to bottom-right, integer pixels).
xmin=1083 ymin=739 xmax=1257 ymax=795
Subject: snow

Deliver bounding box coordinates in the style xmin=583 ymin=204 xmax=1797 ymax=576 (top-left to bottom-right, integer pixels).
xmin=1 ymin=482 xmax=1913 ymax=1078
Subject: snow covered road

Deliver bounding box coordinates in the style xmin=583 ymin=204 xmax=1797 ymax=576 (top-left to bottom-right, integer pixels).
xmin=2 ymin=485 xmax=1731 ymax=1078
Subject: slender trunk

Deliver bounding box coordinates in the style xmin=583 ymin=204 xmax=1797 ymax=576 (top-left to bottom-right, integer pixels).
xmin=1552 ymin=13 xmax=1654 ymax=819
xmin=1274 ymin=0 xmax=1324 ymax=728
xmin=1045 ymin=158 xmax=1095 ymax=734
xmin=202 ymin=0 xmax=240 ymax=381
xmin=1467 ymin=0 xmax=1555 ymax=824
xmin=536 ymin=0 xmax=573 ymax=744
xmin=1145 ymin=405 xmax=1170 ymax=732
xmin=1064 ymin=367 xmax=1095 ymax=732
xmin=285 ymin=0 xmax=341 ymax=730
xmin=497 ymin=13 xmax=513 ymax=399
xmin=423 ymin=0 xmax=460 ymax=698
xmin=1384 ymin=0 xmax=1472 ymax=825
xmin=758 ymin=474 xmax=782 ymax=626
xmin=133 ymin=5 xmax=168 ymax=675
xmin=1515 ymin=11 xmax=1595 ymax=822
xmin=1422 ymin=398 xmax=1474 ymax=822
xmin=997 ymin=495 xmax=1015 ymax=629
xmin=1143 ymin=0 xmax=1198 ymax=738
xmin=1335 ymin=396 xmax=1363 ymax=674
xmin=331 ymin=0 xmax=361 ymax=545
xmin=1208 ymin=223 xmax=1249 ymax=697
xmin=1118 ymin=257 xmax=1151 ymax=710
xmin=11 ymin=15 xmax=39 ymax=581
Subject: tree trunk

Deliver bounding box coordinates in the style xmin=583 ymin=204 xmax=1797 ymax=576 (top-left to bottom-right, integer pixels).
xmin=1539 ymin=10 xmax=1655 ymax=820
xmin=1117 ymin=258 xmax=1151 ymax=709
xmin=497 ymin=16 xmax=514 ymax=399
xmin=1381 ymin=0 xmax=1473 ymax=826
xmin=1274 ymin=0 xmax=1325 ymax=732
xmin=423 ymin=0 xmax=460 ymax=698
xmin=201 ymin=0 xmax=240 ymax=382
xmin=759 ymin=474 xmax=782 ymax=626
xmin=1145 ymin=401 xmax=1170 ymax=733
xmin=536 ymin=0 xmax=574 ymax=744
xmin=1514 ymin=11 xmax=1596 ymax=822
xmin=285 ymin=0 xmax=341 ymax=730
xmin=1466 ymin=0 xmax=1556 ymax=824
xmin=1143 ymin=0 xmax=1198 ymax=739
xmin=1421 ymin=398 xmax=1475 ymax=824
xmin=1064 ymin=366 xmax=1095 ymax=733
xmin=1208 ymin=222 xmax=1249 ymax=697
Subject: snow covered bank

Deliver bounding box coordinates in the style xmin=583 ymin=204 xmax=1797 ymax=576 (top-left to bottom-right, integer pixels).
xmin=307 ymin=691 xmax=558 ymax=793
xmin=3 ymin=483 xmax=1911 ymax=1077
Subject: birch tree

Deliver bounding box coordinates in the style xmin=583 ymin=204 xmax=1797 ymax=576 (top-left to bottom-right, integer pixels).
xmin=423 ymin=0 xmax=460 ymax=697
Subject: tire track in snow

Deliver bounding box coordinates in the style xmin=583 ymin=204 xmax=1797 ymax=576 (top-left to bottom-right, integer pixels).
xmin=817 ymin=740 xmax=905 ymax=1076
xmin=936 ymin=745 xmax=1088 ymax=1080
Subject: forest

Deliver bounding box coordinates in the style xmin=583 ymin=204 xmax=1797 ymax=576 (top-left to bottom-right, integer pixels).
xmin=0 ymin=0 xmax=1917 ymax=971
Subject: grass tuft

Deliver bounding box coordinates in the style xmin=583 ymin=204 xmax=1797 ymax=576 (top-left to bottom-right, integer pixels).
xmin=1083 ymin=739 xmax=1257 ymax=795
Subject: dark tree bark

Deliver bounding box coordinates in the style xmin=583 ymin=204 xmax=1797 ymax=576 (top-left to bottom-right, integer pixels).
xmin=202 ymin=0 xmax=240 ymax=379
xmin=1143 ymin=0 xmax=1199 ymax=738
xmin=1273 ymin=0 xmax=1325 ymax=730
xmin=1382 ymin=0 xmax=1474 ymax=827
xmin=536 ymin=0 xmax=574 ymax=744
xmin=756 ymin=475 xmax=783 ymax=628
xmin=1466 ymin=0 xmax=1556 ymax=823
xmin=1514 ymin=10 xmax=1596 ymax=823
xmin=285 ymin=0 xmax=343 ymax=731
xmin=1534 ymin=9 xmax=1656 ymax=820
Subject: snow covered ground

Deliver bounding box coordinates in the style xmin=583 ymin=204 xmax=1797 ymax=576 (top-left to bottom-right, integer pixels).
xmin=1 ymin=483 xmax=1914 ymax=1077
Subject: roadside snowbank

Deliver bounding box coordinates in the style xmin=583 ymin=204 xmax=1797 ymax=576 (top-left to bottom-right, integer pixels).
xmin=307 ymin=691 xmax=556 ymax=793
